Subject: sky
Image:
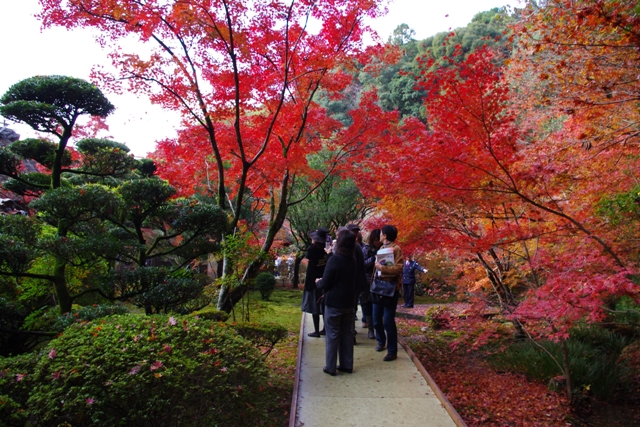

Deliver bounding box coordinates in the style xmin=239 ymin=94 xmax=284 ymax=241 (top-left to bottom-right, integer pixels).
xmin=0 ymin=0 xmax=520 ymax=157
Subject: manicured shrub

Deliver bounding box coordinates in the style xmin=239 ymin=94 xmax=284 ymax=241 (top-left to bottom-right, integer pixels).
xmin=233 ymin=322 xmax=288 ymax=358
xmin=254 ymin=272 xmax=276 ymax=301
xmin=25 ymin=314 xmax=269 ymax=426
xmin=55 ymin=303 xmax=129 ymax=330
xmin=195 ymin=309 xmax=229 ymax=322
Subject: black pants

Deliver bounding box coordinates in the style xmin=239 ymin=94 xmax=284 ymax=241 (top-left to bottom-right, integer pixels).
xmin=324 ymin=305 xmax=355 ymax=372
xmin=402 ymin=282 xmax=415 ymax=307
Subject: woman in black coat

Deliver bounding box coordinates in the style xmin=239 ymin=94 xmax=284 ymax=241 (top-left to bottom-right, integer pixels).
xmin=316 ymin=227 xmax=358 ymax=375
xmin=301 ymin=228 xmax=329 ymax=337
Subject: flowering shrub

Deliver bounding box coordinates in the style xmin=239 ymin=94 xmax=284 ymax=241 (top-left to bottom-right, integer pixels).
xmin=0 ymin=351 xmax=39 ymax=427
xmin=21 ymin=314 xmax=269 ymax=426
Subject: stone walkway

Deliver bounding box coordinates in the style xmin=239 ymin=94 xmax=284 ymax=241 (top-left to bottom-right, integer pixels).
xmin=290 ymin=311 xmax=466 ymax=427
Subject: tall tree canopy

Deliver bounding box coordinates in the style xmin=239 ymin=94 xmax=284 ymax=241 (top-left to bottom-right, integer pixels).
xmin=37 ymin=0 xmax=396 ymax=311
xmin=355 ymin=0 xmax=640 ymax=351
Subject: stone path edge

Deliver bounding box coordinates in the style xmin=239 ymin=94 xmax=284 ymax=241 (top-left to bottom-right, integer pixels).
xmin=398 ymin=336 xmax=468 ymax=427
xmin=288 ymin=313 xmax=305 ymax=427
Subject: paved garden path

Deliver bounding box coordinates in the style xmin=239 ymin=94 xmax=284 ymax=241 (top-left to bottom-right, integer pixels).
xmin=290 ymin=311 xmax=466 ymax=427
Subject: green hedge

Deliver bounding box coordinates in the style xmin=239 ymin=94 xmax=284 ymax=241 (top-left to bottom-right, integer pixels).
xmin=233 ymin=322 xmax=288 ymax=358
xmin=1 ymin=314 xmax=270 ymax=427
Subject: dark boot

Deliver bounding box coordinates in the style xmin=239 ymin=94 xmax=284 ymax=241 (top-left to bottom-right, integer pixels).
xmin=366 ymin=315 xmax=375 ymax=339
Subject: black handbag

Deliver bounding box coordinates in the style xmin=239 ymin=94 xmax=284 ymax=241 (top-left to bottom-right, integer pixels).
xmin=370 ymin=277 xmax=396 ymax=298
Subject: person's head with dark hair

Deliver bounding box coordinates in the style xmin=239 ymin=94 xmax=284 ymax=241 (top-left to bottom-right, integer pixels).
xmin=346 ymin=223 xmax=362 ymax=245
xmin=308 ymin=227 xmax=328 ymax=246
xmin=368 ymin=229 xmax=381 ymax=248
xmin=381 ymin=224 xmax=397 ymax=242
xmin=334 ymin=227 xmax=356 ymax=257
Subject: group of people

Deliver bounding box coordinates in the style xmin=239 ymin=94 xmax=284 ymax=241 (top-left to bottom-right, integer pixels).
xmin=302 ymin=223 xmax=419 ymax=376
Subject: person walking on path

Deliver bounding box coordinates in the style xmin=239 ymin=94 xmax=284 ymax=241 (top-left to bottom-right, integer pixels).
xmin=362 ymin=229 xmax=382 ymax=339
xmin=316 ymin=227 xmax=359 ymax=375
xmin=372 ymin=224 xmax=404 ymax=362
xmin=302 ymin=227 xmax=329 ymax=337
xmin=402 ymin=255 xmax=427 ymax=308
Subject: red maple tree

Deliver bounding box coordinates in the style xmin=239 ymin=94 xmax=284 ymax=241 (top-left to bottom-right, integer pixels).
xmin=38 ymin=0 xmax=397 ymax=310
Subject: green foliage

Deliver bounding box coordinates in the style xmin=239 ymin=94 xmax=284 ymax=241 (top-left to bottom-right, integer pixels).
xmin=9 ymin=138 xmax=71 ymax=170
xmin=119 ymin=178 xmax=177 ymax=223
xmin=418 ymin=8 xmax=513 ymax=71
xmin=0 ymin=75 xmax=114 ymax=134
xmin=103 ymin=268 xmax=211 ymax=314
xmin=610 ymin=296 xmax=640 ymax=328
xmin=135 ymin=158 xmax=157 ymax=177
xmin=21 ymin=307 xmax=60 ymax=333
xmin=0 ymin=215 xmax=41 ymax=274
xmin=287 ymin=149 xmax=373 ymax=249
xmin=0 ymin=148 xmax=21 ymax=178
xmin=246 ymin=289 xmax=304 ymax=331
xmin=134 ymin=276 xmax=207 ymax=314
xmin=359 ymin=30 xmax=425 ymax=121
xmin=31 ymin=184 xmax=120 ymax=228
xmin=254 ymin=272 xmax=276 ymax=301
xmin=75 ymin=138 xmax=129 ymax=155
xmin=232 ymin=322 xmax=288 ymax=358
xmin=195 ymin=309 xmax=230 ymax=322
xmin=9 ymin=314 xmax=269 ymax=427
xmin=0 ymin=351 xmax=40 ymax=426
xmin=596 ymin=184 xmax=640 ymax=225
xmin=489 ymin=326 xmax=636 ymax=401
xmin=0 ymin=296 xmax=46 ymax=357
xmin=74 ymin=138 xmax=136 ymax=179
xmin=2 ymin=173 xmax=52 ymax=196
xmin=55 ymin=304 xmax=130 ymax=329
xmin=358 ymin=8 xmax=514 ymax=123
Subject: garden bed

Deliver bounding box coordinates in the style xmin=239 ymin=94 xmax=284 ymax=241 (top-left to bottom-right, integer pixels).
xmin=396 ymin=304 xmax=640 ymax=427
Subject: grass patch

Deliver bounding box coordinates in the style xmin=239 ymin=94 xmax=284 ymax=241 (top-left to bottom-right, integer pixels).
xmin=237 ymin=288 xmax=303 ymax=425
xmin=242 ymin=289 xmax=303 ymax=331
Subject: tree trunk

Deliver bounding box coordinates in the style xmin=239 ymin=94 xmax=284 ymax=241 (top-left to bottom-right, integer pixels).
xmin=217 ymin=171 xmax=291 ymax=312
xmin=561 ymin=339 xmax=573 ymax=402
xmin=53 ymin=258 xmax=72 ymax=314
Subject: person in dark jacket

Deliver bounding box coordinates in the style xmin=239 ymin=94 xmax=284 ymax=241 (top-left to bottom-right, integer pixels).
xmin=316 ymin=227 xmax=359 ymax=375
xmin=302 ymin=227 xmax=329 ymax=337
xmin=362 ymin=229 xmax=382 ymax=339
xmin=402 ymin=255 xmax=427 ymax=308
xmin=346 ymin=223 xmax=368 ymax=345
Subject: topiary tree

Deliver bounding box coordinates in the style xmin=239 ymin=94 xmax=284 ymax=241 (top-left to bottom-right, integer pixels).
xmin=0 ymin=75 xmax=115 ymax=189
xmin=0 ymin=76 xmax=117 ymax=316
xmin=1 ymin=314 xmax=270 ymax=427
xmin=0 ymin=77 xmax=228 ymax=356
xmin=253 ymin=272 xmax=276 ymax=301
